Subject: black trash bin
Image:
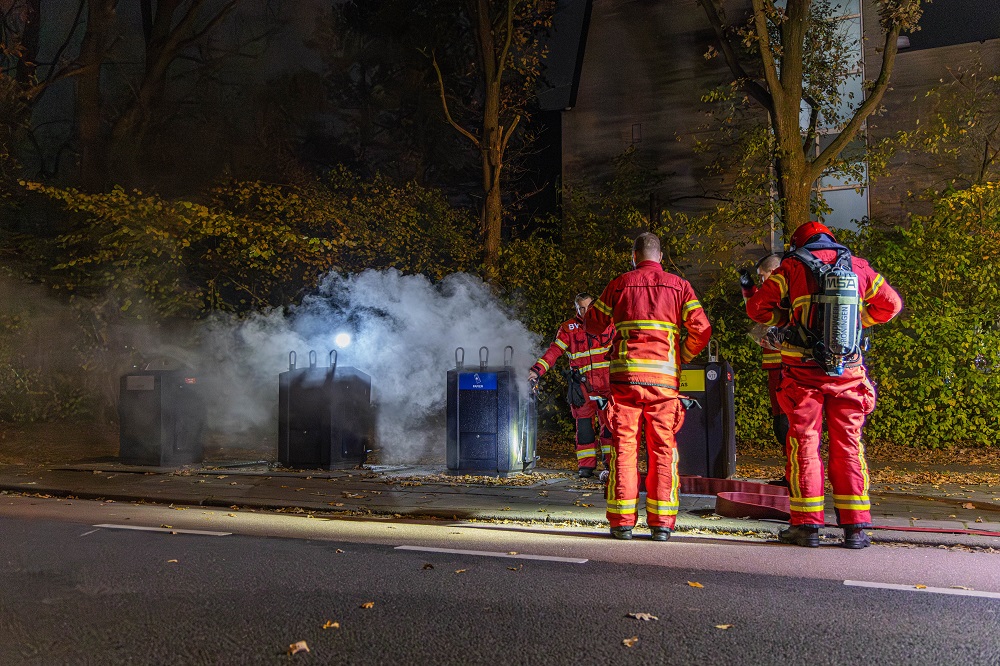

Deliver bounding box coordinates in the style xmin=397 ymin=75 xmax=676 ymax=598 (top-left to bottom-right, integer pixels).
xmin=278 ymin=350 xmax=373 ymax=469
xmin=675 ymin=340 xmax=737 ymax=478
xmin=118 ymin=364 xmax=205 ymax=466
xmin=446 ymin=346 xmax=537 ymax=476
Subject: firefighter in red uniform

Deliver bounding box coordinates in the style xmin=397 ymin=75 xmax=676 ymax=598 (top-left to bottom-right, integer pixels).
xmin=740 ymin=254 xmax=789 ymax=475
xmin=746 ymin=221 xmax=902 ymax=549
xmin=585 ymin=233 xmax=712 ymax=541
xmin=529 ymin=293 xmax=615 ymax=478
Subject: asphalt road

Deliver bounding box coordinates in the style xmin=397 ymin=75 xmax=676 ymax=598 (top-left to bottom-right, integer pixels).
xmin=1 ymin=496 xmax=999 ymax=665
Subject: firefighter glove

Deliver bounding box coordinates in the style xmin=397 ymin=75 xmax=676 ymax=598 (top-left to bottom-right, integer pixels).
xmin=738 ymin=268 xmax=755 ymax=290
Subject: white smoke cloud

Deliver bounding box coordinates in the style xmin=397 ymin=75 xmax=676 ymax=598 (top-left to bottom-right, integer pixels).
xmin=195 ymin=270 xmax=542 ymax=463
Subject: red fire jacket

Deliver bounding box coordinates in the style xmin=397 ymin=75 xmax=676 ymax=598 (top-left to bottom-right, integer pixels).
xmin=531 ymin=317 xmax=614 ymax=397
xmin=742 ymin=284 xmax=783 ymax=370
xmin=585 ymin=260 xmax=712 ymax=389
xmin=746 ymin=249 xmax=902 ymax=369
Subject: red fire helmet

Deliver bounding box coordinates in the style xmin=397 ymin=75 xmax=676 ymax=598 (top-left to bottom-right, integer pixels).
xmin=790 ymin=221 xmax=835 ymax=248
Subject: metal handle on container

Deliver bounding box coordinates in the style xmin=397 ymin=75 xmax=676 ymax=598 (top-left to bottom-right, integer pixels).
xmin=288 ymin=351 xmax=297 ymax=371
xmin=455 ymin=347 xmax=465 ymax=369
xmin=504 ymin=346 xmax=513 ymax=368
xmin=308 ymin=350 xmax=317 ymax=368
xmin=329 ymin=349 xmax=338 ymax=369
xmin=479 ymin=346 xmax=489 ymax=370
xmin=708 ymin=339 xmax=719 ymax=363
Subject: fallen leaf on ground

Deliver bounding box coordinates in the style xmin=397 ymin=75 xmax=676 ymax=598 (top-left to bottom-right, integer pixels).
xmin=687 ymin=581 xmax=704 ymax=588
xmin=914 ymin=584 xmax=927 ymax=590
xmin=951 ymin=586 xmax=973 ymax=590
xmin=507 ymin=566 xmax=522 ymax=572
xmin=622 ymin=637 xmax=639 ymax=648
xmin=360 ymin=601 xmax=375 ymax=609
xmin=508 ymin=551 xmax=518 ymax=555
xmin=226 ymin=513 xmax=236 ymax=517
xmin=422 ymin=563 xmax=434 ymax=570
xmin=287 ymin=641 xmax=309 ymax=655
xmin=336 ymin=549 xmax=344 ymax=554
xmin=715 ymin=624 xmax=733 ymax=630
xmin=328 ymin=502 xmax=345 ymax=507
xmin=962 ymin=503 xmax=976 ymax=509
xmin=627 ymin=613 xmax=658 ymax=621
xmin=166 ymin=559 xmax=178 ymax=563
xmin=322 ymin=620 xmax=340 ymax=629
xmin=455 ymin=569 xmax=467 ymax=574
xmin=160 ymin=524 xmax=172 ymax=529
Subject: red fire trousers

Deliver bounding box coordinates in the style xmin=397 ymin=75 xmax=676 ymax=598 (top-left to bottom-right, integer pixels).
xmin=606 ymin=384 xmax=685 ymax=529
xmin=777 ymin=365 xmax=877 ymax=527
xmin=575 ymin=400 xmax=613 ymax=469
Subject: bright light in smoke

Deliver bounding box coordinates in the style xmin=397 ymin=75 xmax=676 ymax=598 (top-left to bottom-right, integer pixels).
xmin=334 ymin=332 xmax=352 ymax=349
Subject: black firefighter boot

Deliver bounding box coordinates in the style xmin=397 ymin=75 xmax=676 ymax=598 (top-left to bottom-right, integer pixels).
xmin=650 ymin=527 xmax=671 ymax=542
xmin=778 ymin=524 xmax=821 ymax=548
xmin=610 ymin=526 xmax=633 ymax=540
xmin=842 ymin=525 xmax=872 ymax=549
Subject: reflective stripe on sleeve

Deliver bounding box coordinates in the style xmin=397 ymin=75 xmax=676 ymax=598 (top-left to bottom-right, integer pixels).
xmin=536 ymin=358 xmax=550 ymax=372
xmin=865 ymin=274 xmax=885 ymax=300
xmin=592 ymin=299 xmax=612 ymax=315
xmin=681 ymin=300 xmax=702 ymax=321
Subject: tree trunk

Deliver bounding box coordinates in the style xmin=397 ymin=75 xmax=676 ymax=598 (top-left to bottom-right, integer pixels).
xmin=14 ymin=0 xmax=41 ymax=86
xmin=480 ymin=77 xmax=503 ymax=280
xmin=75 ymin=0 xmax=117 ymax=191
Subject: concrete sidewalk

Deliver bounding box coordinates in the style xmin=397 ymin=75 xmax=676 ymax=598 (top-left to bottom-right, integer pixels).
xmin=1 ymin=456 xmax=998 ymax=550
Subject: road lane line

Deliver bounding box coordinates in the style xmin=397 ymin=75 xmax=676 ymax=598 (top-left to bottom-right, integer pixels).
xmin=844 ymin=580 xmax=1000 ymax=600
xmin=94 ymin=524 xmax=231 ymax=536
xmin=395 ymin=545 xmax=588 ymax=564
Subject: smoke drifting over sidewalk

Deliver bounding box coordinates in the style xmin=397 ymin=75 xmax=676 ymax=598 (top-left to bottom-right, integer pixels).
xmin=198 ymin=270 xmax=541 ymax=463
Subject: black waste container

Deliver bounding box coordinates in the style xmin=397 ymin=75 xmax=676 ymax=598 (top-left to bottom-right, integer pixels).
xmin=446 ymin=346 xmax=537 ymax=475
xmin=675 ymin=340 xmax=737 ymax=478
xmin=119 ymin=365 xmax=205 ymax=466
xmin=278 ymin=350 xmax=373 ymax=469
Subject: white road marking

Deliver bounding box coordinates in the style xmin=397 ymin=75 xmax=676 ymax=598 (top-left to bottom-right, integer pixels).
xmin=79 ymin=529 xmax=99 ymax=537
xmin=94 ymin=524 xmax=231 ymax=537
xmin=845 ymin=580 xmax=1000 ymax=600
xmin=395 ymin=545 xmax=588 ymax=564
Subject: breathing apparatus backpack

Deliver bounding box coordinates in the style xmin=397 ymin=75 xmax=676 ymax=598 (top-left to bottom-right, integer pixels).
xmin=785 ymin=240 xmax=864 ymax=376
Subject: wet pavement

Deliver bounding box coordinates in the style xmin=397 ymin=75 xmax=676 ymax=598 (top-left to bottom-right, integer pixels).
xmin=0 ymin=454 xmax=998 ymax=549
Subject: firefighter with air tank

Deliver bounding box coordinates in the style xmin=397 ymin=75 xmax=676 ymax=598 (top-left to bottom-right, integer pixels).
xmin=528 ymin=293 xmax=615 ymax=478
xmin=745 ymin=221 xmax=902 ymax=549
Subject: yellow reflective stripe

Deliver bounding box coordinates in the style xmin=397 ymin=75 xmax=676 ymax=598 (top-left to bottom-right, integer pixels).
xmin=576 ymin=448 xmax=598 ymax=459
xmin=859 ymin=440 xmax=870 ymax=497
xmin=789 ymin=497 xmax=826 ymax=510
xmin=833 ymin=494 xmax=871 ymax=510
xmin=593 ymin=299 xmax=612 ymax=315
xmin=789 ymin=437 xmax=801 ymax=497
xmin=617 ymin=319 xmax=680 ymax=333
xmin=865 ymin=274 xmax=885 ymax=300
xmin=646 ymin=500 xmax=679 ymax=515
xmin=536 ymin=358 xmax=550 ymax=372
xmin=555 ymin=339 xmax=569 ymax=351
xmin=792 ymin=295 xmax=811 ymax=310
xmin=769 ymin=273 xmax=789 ymax=299
xmin=568 ymin=346 xmax=611 ymax=361
xmin=607 ymin=497 xmax=638 ymax=515
xmin=610 ymin=359 xmax=678 ymax=375
xmin=681 ymin=300 xmax=702 ymax=321
xmin=764 ymin=311 xmax=783 ymax=326
xmin=780 ymin=344 xmax=808 ymax=358
xmin=600 ymin=444 xmax=612 ymax=454
xmin=586 ymin=361 xmax=610 ymax=370
xmin=860 ymin=309 xmax=878 ymax=327
xmin=762 ymin=352 xmax=782 ymax=363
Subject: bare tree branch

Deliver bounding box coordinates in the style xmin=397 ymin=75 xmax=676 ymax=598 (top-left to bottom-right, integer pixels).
xmin=697 ymin=0 xmax=775 ymax=114
xmin=429 ymin=50 xmax=480 ymax=148
xmin=811 ymin=20 xmax=903 ymax=180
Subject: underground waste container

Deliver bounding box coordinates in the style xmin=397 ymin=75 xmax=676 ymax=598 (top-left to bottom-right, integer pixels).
xmin=278 ymin=350 xmax=373 ymax=469
xmin=446 ymin=346 xmax=537 ymax=476
xmin=118 ymin=362 xmax=205 ymax=466
xmin=675 ymin=340 xmax=736 ymax=478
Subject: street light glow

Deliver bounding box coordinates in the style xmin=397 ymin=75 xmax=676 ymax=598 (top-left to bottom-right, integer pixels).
xmin=334 ymin=333 xmax=352 ymax=349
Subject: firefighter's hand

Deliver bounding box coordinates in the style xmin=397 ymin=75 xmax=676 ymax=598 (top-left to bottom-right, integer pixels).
xmin=527 ymin=370 xmax=539 ymax=384
xmin=738 ymin=268 xmax=755 ymax=290
xmin=762 ymin=326 xmax=784 ymax=350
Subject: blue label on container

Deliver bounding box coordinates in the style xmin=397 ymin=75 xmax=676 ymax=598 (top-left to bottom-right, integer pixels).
xmin=459 ymin=372 xmax=498 ymax=390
